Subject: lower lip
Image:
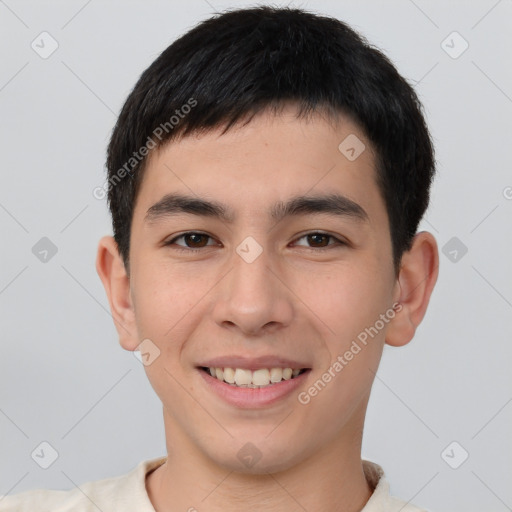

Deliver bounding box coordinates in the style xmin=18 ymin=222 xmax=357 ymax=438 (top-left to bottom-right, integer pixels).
xmin=197 ymin=368 xmax=310 ymax=409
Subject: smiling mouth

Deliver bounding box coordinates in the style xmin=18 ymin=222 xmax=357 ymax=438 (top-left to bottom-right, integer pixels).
xmin=199 ymin=366 xmax=310 ymax=388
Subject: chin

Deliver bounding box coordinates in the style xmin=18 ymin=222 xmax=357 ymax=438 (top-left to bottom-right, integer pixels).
xmin=202 ymin=433 xmax=306 ymax=475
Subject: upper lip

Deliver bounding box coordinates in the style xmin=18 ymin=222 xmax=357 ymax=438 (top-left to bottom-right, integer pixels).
xmin=197 ymin=355 xmax=311 ymax=370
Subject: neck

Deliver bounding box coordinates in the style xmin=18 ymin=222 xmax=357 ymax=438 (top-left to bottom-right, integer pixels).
xmin=147 ymin=409 xmax=373 ymax=512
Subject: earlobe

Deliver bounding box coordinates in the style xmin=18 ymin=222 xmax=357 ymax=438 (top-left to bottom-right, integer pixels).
xmin=385 ymin=231 xmax=439 ymax=347
xmin=95 ymin=236 xmax=139 ymax=351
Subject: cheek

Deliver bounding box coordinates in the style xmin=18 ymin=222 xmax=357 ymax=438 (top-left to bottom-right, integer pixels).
xmin=131 ymin=262 xmax=202 ymax=345
xmin=301 ymin=258 xmax=393 ymax=344
xmin=298 ymin=265 xmax=389 ymax=420
xmin=130 ymin=264 xmax=203 ymax=409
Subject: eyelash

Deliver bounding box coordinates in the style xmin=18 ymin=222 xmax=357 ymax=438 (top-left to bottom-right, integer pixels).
xmin=163 ymin=231 xmax=347 ymax=253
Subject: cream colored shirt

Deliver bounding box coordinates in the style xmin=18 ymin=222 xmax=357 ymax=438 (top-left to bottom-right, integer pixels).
xmin=0 ymin=457 xmax=427 ymax=511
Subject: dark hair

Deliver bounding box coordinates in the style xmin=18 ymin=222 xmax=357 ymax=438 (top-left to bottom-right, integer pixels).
xmin=106 ymin=5 xmax=435 ymax=276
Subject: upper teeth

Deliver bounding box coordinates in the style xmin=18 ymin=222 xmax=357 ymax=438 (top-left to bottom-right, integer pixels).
xmin=208 ymin=367 xmax=302 ymax=387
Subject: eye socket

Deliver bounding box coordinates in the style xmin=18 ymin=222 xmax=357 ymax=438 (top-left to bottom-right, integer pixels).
xmin=163 ymin=231 xmax=346 ymax=252
xmin=164 ymin=232 xmax=218 ymax=251
xmin=293 ymin=232 xmax=346 ymax=249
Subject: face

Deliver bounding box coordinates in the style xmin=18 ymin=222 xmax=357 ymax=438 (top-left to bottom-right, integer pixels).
xmin=123 ymin=107 xmax=401 ymax=473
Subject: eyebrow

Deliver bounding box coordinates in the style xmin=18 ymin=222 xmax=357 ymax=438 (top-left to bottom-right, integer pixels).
xmin=145 ymin=192 xmax=369 ymax=225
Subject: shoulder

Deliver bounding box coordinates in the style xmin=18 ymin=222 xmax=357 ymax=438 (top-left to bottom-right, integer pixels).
xmin=0 ymin=457 xmax=166 ymax=512
xmin=362 ymin=460 xmax=429 ymax=512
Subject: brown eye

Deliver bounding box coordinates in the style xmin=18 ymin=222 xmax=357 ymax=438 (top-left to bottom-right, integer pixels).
xmin=294 ymin=232 xmax=345 ymax=249
xmin=307 ymin=233 xmax=330 ymax=247
xmin=183 ymin=233 xmax=209 ymax=248
xmin=165 ymin=232 xmax=217 ymax=251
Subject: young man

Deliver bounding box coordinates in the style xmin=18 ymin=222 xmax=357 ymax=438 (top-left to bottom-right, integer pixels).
xmin=1 ymin=5 xmax=438 ymax=511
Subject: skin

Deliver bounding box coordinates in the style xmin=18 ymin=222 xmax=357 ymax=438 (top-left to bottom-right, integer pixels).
xmin=96 ymin=105 xmax=438 ymax=512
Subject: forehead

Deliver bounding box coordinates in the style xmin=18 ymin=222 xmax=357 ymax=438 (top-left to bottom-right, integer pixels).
xmin=133 ymin=107 xmax=386 ymax=229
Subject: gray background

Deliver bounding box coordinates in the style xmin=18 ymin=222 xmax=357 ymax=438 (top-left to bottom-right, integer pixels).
xmin=1 ymin=1 xmax=511 ymax=511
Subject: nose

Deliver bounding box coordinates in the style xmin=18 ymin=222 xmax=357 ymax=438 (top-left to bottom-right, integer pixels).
xmin=212 ymin=243 xmax=294 ymax=336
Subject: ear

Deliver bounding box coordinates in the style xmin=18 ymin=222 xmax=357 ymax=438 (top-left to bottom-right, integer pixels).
xmin=386 ymin=231 xmax=439 ymax=347
xmin=96 ymin=236 xmax=139 ymax=351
